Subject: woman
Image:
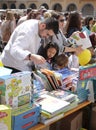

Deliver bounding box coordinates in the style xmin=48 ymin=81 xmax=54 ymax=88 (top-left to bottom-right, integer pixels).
xmin=65 ymin=11 xmax=82 ymax=38
xmin=1 ymin=11 xmax=16 ymax=46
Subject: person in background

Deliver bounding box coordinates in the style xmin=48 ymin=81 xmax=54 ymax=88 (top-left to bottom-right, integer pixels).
xmin=51 ymin=11 xmax=83 ymax=55
xmin=65 ymin=11 xmax=82 ymax=38
xmin=51 ymin=12 xmax=68 ymax=54
xmin=1 ymin=17 xmax=59 ymax=73
xmin=14 ymin=13 xmax=20 ymax=25
xmin=84 ymin=16 xmax=94 ymax=31
xmin=1 ymin=11 xmax=16 ymax=46
xmin=27 ymin=10 xmax=41 ymax=20
xmin=89 ymin=33 xmax=96 ymax=49
xmin=91 ymin=19 xmax=96 ymax=33
xmin=43 ymin=11 xmax=52 ymax=19
xmin=17 ymin=8 xmax=32 ymax=26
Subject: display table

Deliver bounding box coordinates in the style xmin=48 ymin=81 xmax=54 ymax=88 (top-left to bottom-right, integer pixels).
xmin=29 ymin=101 xmax=92 ymax=130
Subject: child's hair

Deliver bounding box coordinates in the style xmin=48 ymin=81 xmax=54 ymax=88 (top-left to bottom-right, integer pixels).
xmin=38 ymin=42 xmax=59 ymax=61
xmin=55 ymin=54 xmax=68 ymax=69
xmin=45 ymin=42 xmax=59 ymax=57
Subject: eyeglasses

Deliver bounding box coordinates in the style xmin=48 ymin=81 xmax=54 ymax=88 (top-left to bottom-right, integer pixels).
xmin=59 ymin=19 xmax=65 ymax=22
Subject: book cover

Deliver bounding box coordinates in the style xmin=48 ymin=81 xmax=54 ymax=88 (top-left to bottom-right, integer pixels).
xmin=36 ymin=70 xmax=53 ymax=91
xmin=43 ymin=69 xmax=59 ymax=88
xmin=70 ymin=31 xmax=92 ymax=49
xmin=41 ymin=70 xmax=57 ymax=90
xmin=48 ymin=89 xmax=77 ymax=103
xmin=37 ymin=94 xmax=70 ymax=117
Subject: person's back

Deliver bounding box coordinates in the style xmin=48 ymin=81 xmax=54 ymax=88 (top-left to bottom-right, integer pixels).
xmin=1 ymin=11 xmax=16 ymax=44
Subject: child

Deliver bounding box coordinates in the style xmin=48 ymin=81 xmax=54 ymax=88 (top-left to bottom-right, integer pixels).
xmin=37 ymin=42 xmax=59 ymax=69
xmin=53 ymin=54 xmax=68 ymax=70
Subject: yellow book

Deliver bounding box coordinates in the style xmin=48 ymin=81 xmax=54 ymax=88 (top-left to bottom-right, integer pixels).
xmin=0 ymin=105 xmax=11 ymax=130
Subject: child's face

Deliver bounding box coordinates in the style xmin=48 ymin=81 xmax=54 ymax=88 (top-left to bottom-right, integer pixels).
xmin=47 ymin=47 xmax=57 ymax=59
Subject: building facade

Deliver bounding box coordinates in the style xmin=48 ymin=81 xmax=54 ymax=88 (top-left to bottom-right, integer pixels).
xmin=0 ymin=0 xmax=96 ymax=16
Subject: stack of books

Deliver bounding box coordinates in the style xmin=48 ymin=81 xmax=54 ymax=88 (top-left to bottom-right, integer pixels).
xmin=36 ymin=94 xmax=70 ymax=118
xmin=56 ymin=67 xmax=79 ymax=91
xmin=48 ymin=89 xmax=79 ymax=113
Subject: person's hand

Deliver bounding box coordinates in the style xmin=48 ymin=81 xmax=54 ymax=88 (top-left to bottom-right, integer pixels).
xmin=30 ymin=54 xmax=46 ymax=64
xmin=75 ymin=45 xmax=84 ymax=55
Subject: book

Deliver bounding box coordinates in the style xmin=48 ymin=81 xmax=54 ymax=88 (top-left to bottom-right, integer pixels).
xmin=41 ymin=97 xmax=79 ymax=118
xmin=48 ymin=89 xmax=77 ymax=103
xmin=36 ymin=94 xmax=70 ymax=117
xmin=56 ymin=68 xmax=78 ymax=90
xmin=41 ymin=69 xmax=60 ymax=89
xmin=70 ymin=31 xmax=92 ymax=49
xmin=36 ymin=70 xmax=53 ymax=91
xmin=40 ymin=113 xmax=64 ymax=124
xmin=41 ymin=69 xmax=57 ymax=90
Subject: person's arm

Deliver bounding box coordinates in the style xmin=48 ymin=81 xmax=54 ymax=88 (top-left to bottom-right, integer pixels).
xmin=25 ymin=54 xmax=46 ymax=64
xmin=64 ymin=45 xmax=83 ymax=55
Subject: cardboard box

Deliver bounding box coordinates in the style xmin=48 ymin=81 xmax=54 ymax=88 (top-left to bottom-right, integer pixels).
xmin=12 ymin=105 xmax=40 ymax=130
xmin=90 ymin=106 xmax=96 ymax=130
xmin=50 ymin=111 xmax=82 ymax=130
xmin=0 ymin=71 xmax=32 ymax=108
xmin=0 ymin=105 xmax=11 ymax=130
xmin=62 ymin=111 xmax=82 ymax=130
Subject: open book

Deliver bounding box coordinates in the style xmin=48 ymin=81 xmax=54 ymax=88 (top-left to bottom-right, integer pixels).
xmin=70 ymin=31 xmax=92 ymax=49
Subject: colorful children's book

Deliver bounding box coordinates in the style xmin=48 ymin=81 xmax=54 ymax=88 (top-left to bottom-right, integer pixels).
xmin=70 ymin=31 xmax=92 ymax=49
xmin=41 ymin=69 xmax=57 ymax=90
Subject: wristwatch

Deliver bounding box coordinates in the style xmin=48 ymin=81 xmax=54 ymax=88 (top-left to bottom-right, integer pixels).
xmin=28 ymin=54 xmax=31 ymax=60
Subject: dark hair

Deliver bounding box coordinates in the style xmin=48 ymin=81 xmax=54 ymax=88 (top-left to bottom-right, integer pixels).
xmin=45 ymin=42 xmax=59 ymax=58
xmin=52 ymin=12 xmax=64 ymax=20
xmin=55 ymin=54 xmax=68 ymax=68
xmin=38 ymin=42 xmax=59 ymax=61
xmin=27 ymin=10 xmax=41 ymax=20
xmin=65 ymin=11 xmax=82 ymax=36
xmin=42 ymin=17 xmax=59 ymax=34
xmin=84 ymin=16 xmax=93 ymax=30
xmin=27 ymin=8 xmax=32 ymax=14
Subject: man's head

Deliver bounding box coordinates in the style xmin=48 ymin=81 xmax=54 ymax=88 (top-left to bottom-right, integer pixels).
xmin=39 ymin=17 xmax=59 ymax=38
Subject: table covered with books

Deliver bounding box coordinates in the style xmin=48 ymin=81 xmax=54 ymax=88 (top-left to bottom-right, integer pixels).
xmin=28 ymin=101 xmax=91 ymax=130
xmin=0 ymin=63 xmax=96 ymax=130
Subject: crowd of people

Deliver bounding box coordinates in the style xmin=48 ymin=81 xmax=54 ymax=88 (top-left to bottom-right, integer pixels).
xmin=0 ymin=7 xmax=96 ymax=73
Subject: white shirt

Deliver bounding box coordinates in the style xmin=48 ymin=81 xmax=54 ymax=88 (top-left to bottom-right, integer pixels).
xmin=1 ymin=19 xmax=41 ymax=71
xmin=68 ymin=54 xmax=79 ymax=69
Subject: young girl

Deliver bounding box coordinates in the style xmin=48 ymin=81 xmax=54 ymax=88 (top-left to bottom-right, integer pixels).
xmin=37 ymin=42 xmax=59 ymax=69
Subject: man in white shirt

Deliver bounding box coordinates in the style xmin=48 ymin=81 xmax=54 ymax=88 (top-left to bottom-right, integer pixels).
xmin=1 ymin=17 xmax=59 ymax=72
